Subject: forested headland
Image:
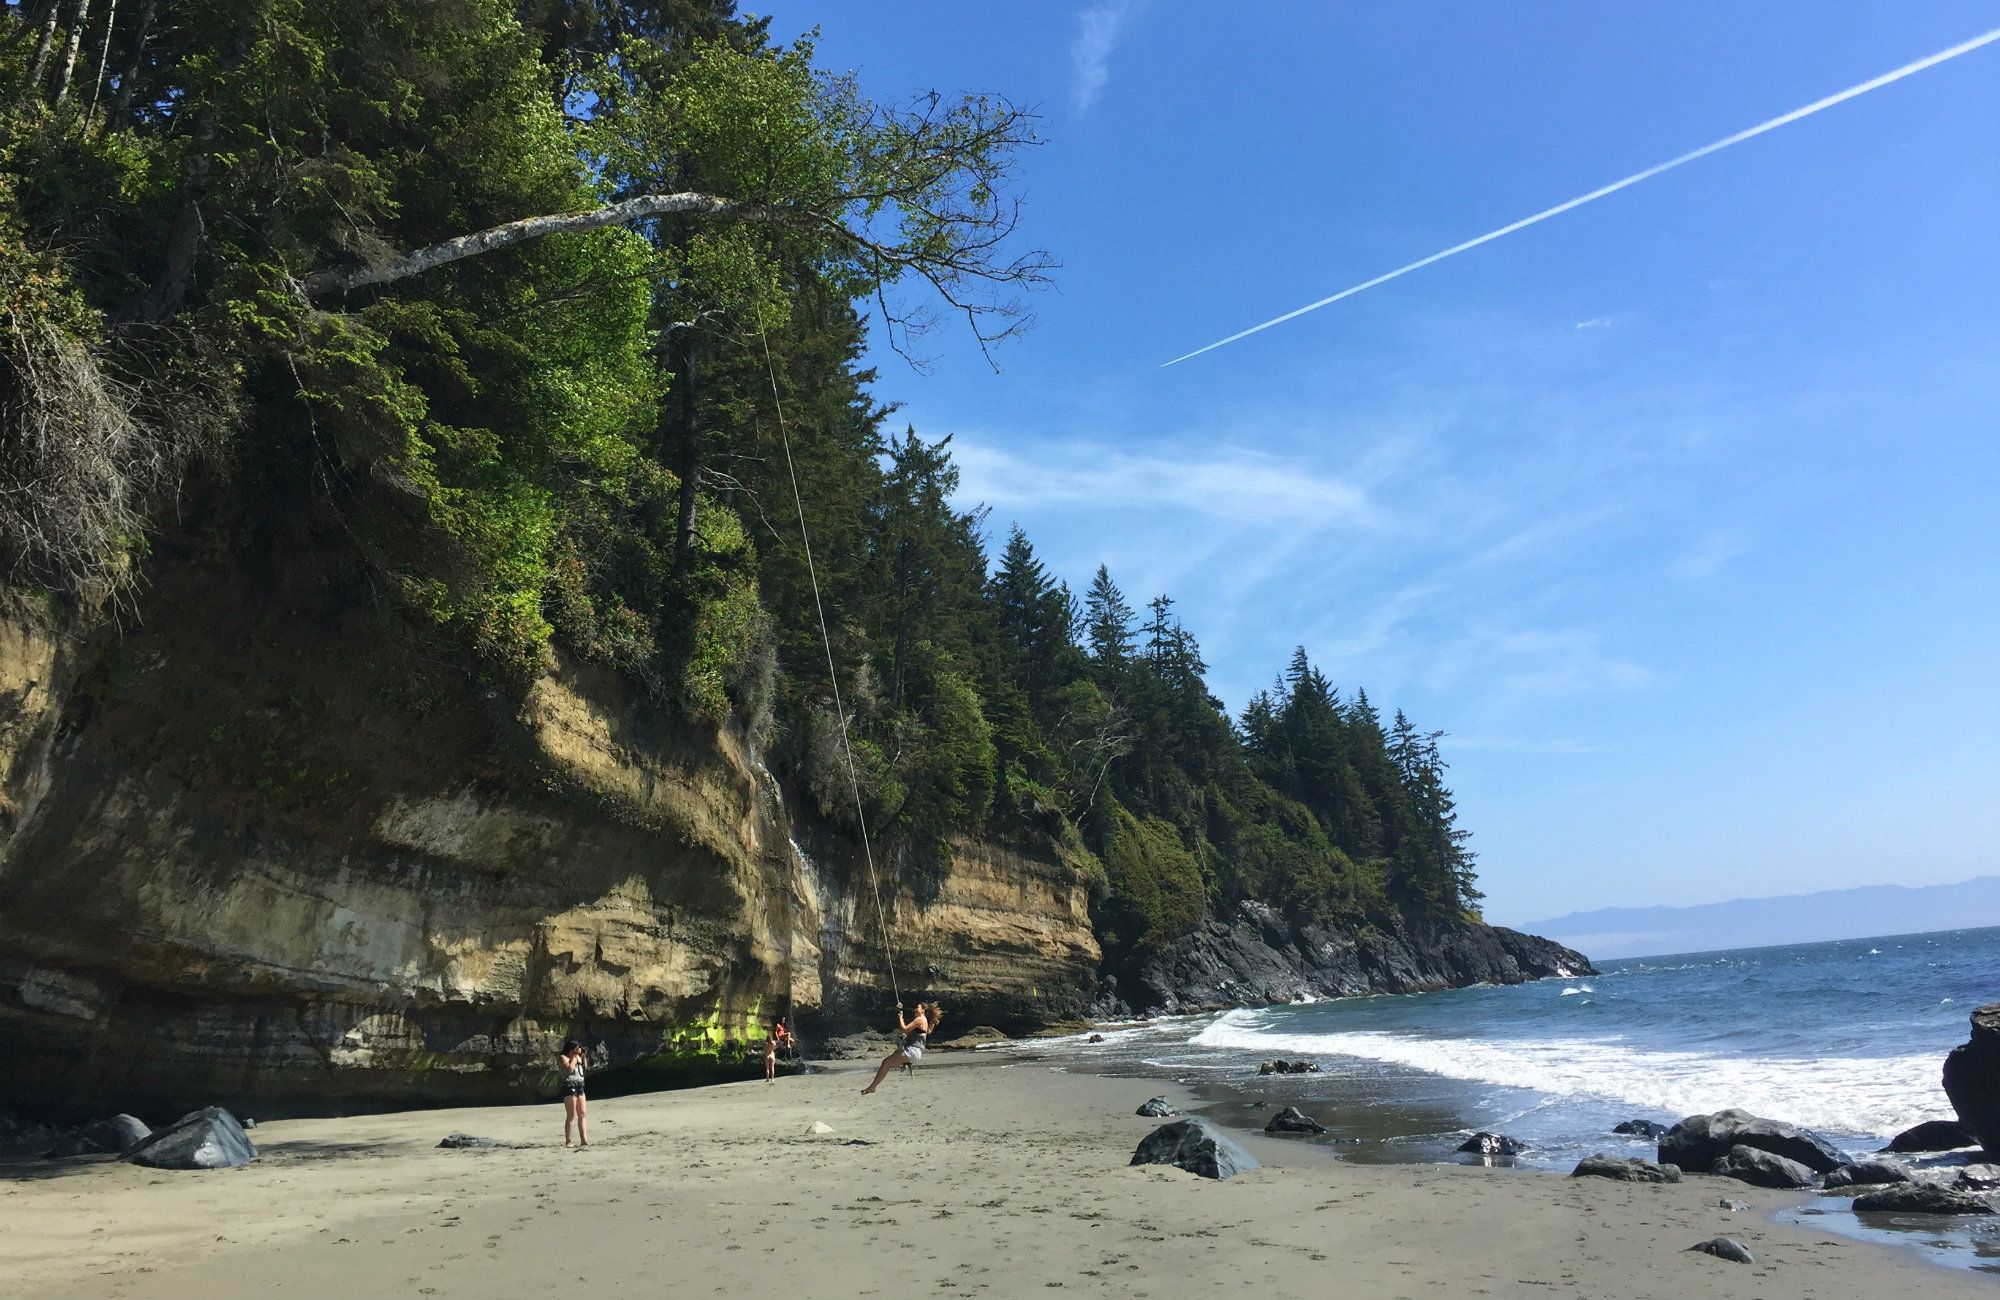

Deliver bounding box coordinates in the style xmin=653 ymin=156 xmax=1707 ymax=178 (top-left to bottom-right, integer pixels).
xmin=1 ymin=0 xmax=1484 ymax=986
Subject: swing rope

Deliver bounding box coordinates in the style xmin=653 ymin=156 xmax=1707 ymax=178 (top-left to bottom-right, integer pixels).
xmin=757 ymin=323 xmax=904 ymax=1012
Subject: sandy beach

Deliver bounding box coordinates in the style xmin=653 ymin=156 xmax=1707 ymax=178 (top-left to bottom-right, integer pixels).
xmin=1 ymin=1049 xmax=1985 ymax=1300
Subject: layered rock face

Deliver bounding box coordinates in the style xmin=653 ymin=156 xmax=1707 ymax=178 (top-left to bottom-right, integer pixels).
xmin=1115 ymin=900 xmax=1593 ymax=1015
xmin=1943 ymin=1003 xmax=2000 ymax=1157
xmin=0 ymin=562 xmax=1098 ymax=1118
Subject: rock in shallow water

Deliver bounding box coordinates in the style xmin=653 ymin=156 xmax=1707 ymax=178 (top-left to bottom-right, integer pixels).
xmin=122 ymin=1107 xmax=255 ymax=1170
xmin=1852 ymin=1184 xmax=1997 ymax=1216
xmin=1710 ymin=1144 xmax=1817 ymax=1189
xmin=1457 ymin=1131 xmax=1527 ymax=1156
xmin=1660 ymin=1108 xmax=1845 ymax=1174
xmin=1687 ymin=1236 xmax=1754 ymax=1264
xmin=1612 ymin=1119 xmax=1668 ymax=1139
xmin=1822 ymin=1159 xmax=1911 ymax=1190
xmin=1571 ymin=1154 xmax=1681 ymax=1183
xmin=1130 ymin=1118 xmax=1259 ymax=1180
xmin=1265 ymin=1106 xmax=1327 ymax=1135
xmin=1135 ymin=1097 xmax=1177 ymax=1118
xmin=1883 ymin=1119 xmax=1974 ymax=1153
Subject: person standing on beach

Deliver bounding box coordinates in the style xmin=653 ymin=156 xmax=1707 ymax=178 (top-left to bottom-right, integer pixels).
xmin=763 ymin=1021 xmax=782 ymax=1084
xmin=559 ymin=1038 xmax=589 ymax=1147
xmin=860 ymin=1001 xmax=942 ymax=1095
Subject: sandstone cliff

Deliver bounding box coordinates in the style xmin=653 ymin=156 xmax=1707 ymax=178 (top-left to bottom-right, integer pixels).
xmin=0 ymin=558 xmax=1098 ymax=1118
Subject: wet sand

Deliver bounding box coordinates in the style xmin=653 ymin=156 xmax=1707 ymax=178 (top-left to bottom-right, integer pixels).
xmin=1 ymin=1051 xmax=1986 ymax=1299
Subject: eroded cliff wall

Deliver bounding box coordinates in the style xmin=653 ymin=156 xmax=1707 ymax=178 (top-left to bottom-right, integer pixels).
xmin=0 ymin=560 xmax=1099 ymax=1118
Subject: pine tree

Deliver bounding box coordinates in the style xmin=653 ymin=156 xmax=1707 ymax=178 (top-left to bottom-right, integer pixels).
xmin=1083 ymin=565 xmax=1135 ymax=665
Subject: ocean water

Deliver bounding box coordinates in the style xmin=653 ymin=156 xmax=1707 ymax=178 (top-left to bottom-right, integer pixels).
xmin=1035 ymin=926 xmax=2000 ymax=1269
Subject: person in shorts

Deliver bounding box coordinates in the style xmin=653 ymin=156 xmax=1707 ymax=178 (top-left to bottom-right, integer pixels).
xmin=559 ymin=1037 xmax=589 ymax=1147
xmin=860 ymin=1001 xmax=943 ymax=1095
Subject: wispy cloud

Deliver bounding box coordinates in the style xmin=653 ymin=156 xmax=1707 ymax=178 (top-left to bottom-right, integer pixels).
xmin=1573 ymin=316 xmax=1616 ymax=331
xmin=1070 ymin=2 xmax=1136 ymax=114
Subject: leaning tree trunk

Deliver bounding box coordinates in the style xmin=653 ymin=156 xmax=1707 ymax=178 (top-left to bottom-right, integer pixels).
xmin=51 ymin=0 xmax=90 ymax=107
xmin=27 ymin=0 xmax=62 ymax=90
xmin=87 ymin=0 xmax=115 ymax=114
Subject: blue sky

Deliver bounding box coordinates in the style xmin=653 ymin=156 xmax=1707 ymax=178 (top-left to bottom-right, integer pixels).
xmin=755 ymin=3 xmax=2000 ymax=925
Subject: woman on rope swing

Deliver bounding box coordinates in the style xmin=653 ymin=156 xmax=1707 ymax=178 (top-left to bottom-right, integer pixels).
xmin=860 ymin=1000 xmax=944 ymax=1095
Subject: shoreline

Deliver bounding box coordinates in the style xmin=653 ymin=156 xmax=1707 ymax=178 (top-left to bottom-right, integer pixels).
xmin=4 ymin=1049 xmax=1990 ymax=1299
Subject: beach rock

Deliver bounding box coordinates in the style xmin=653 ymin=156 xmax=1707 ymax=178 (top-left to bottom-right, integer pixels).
xmin=1135 ymin=1097 xmax=1178 ymax=1118
xmin=437 ymin=1134 xmax=499 ymax=1149
xmin=1457 ymin=1132 xmax=1528 ymax=1156
xmin=806 ymin=1121 xmax=835 ymax=1136
xmin=1130 ymin=1118 xmax=1260 ymax=1181
xmin=1822 ymin=1159 xmax=1911 ymax=1190
xmin=122 ymin=1107 xmax=256 ymax=1170
xmin=1659 ymin=1108 xmax=1846 ymax=1174
xmin=41 ymin=1131 xmax=102 ymax=1159
xmin=84 ymin=1114 xmax=150 ymax=1154
xmin=1718 ymin=1199 xmax=1750 ymax=1211
xmin=1265 ymin=1107 xmax=1327 ymax=1135
xmin=1883 ymin=1119 xmax=1974 ymax=1153
xmin=1853 ymin=1184 xmax=1997 ymax=1216
xmin=1613 ymin=1119 xmax=1668 ymax=1139
xmin=1709 ymin=1145 xmax=1817 ymax=1189
xmin=1944 ymin=1004 xmax=2000 ymax=1158
xmin=1571 ymin=1153 xmax=1681 ymax=1183
xmin=1955 ymin=1165 xmax=2000 ymax=1192
xmin=1686 ymin=1237 xmax=1754 ymax=1265
xmin=1086 ymin=1033 xmax=1105 ymax=1044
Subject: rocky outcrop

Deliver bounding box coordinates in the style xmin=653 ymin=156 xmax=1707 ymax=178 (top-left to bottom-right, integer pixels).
xmin=1943 ymin=1004 xmax=2000 ymax=1157
xmin=1884 ymin=1119 xmax=1974 ymax=1153
xmin=0 ymin=559 xmax=1099 ymax=1118
xmin=1265 ymin=1106 xmax=1326 ymax=1135
xmin=1823 ymin=1159 xmax=1910 ymax=1190
xmin=1120 ymin=901 xmax=1592 ymax=1014
xmin=123 ymin=1107 xmax=256 ymax=1170
xmin=1852 ymin=1184 xmax=1997 ymax=1216
xmin=1709 ymin=1145 xmax=1816 ymax=1189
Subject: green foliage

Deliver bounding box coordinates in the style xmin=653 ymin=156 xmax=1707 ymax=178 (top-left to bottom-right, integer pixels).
xmin=1096 ymin=804 xmax=1207 ymax=958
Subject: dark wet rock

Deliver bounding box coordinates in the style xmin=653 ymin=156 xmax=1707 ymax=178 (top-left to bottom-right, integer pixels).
xmin=1883 ymin=1119 xmax=1974 ymax=1153
xmin=1955 ymin=1165 xmax=2000 ymax=1192
xmin=437 ymin=1134 xmax=500 ymax=1149
xmin=1457 ymin=1132 xmax=1528 ymax=1156
xmin=1135 ymin=1097 xmax=1178 ymax=1119
xmin=122 ymin=1107 xmax=257 ymax=1170
xmin=84 ymin=1114 xmax=151 ymax=1154
xmin=241 ymin=1118 xmax=257 ymax=1129
xmin=1710 ymin=1145 xmax=1817 ymax=1189
xmin=1265 ymin=1106 xmax=1328 ymax=1135
xmin=1659 ymin=1108 xmax=1846 ymax=1174
xmin=1822 ymin=1159 xmax=1911 ymax=1190
xmin=1944 ymin=1004 xmax=2000 ymax=1158
xmin=1086 ymin=1033 xmax=1105 ymax=1044
xmin=41 ymin=1131 xmax=102 ymax=1159
xmin=1853 ymin=1183 xmax=1997 ymax=1215
xmin=1687 ymin=1236 xmax=1754 ymax=1265
xmin=1612 ymin=1119 xmax=1668 ymax=1138
xmin=1255 ymin=1059 xmax=1320 ymax=1075
xmin=1123 ymin=900 xmax=1594 ymax=1015
xmin=1130 ymin=1118 xmax=1260 ymax=1180
xmin=1718 ymin=1198 xmax=1750 ymax=1211
xmin=1571 ymin=1153 xmax=1681 ymax=1183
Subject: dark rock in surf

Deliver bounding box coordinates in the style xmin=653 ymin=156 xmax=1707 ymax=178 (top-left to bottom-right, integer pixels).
xmin=1086 ymin=1033 xmax=1105 ymax=1044
xmin=1943 ymin=1005 xmax=2000 ymax=1158
xmin=1659 ymin=1108 xmax=1846 ymax=1174
xmin=1571 ymin=1153 xmax=1681 ymax=1183
xmin=1130 ymin=1118 xmax=1259 ymax=1181
xmin=1613 ymin=1119 xmax=1668 ymax=1139
xmin=84 ymin=1114 xmax=151 ymax=1154
xmin=1686 ymin=1237 xmax=1754 ymax=1265
xmin=1457 ymin=1131 xmax=1528 ymax=1156
xmin=1853 ymin=1183 xmax=1997 ymax=1216
xmin=437 ymin=1134 xmax=500 ymax=1149
xmin=1265 ymin=1106 xmax=1327 ymax=1135
xmin=1135 ymin=1097 xmax=1177 ymax=1118
xmin=1955 ymin=1165 xmax=2000 ymax=1192
xmin=1710 ymin=1145 xmax=1817 ymax=1189
xmin=1883 ymin=1119 xmax=1974 ymax=1153
xmin=1822 ymin=1159 xmax=1911 ymax=1190
xmin=122 ymin=1107 xmax=256 ymax=1170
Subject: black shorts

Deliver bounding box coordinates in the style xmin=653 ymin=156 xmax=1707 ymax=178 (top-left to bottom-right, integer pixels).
xmin=562 ymin=1081 xmax=586 ymax=1098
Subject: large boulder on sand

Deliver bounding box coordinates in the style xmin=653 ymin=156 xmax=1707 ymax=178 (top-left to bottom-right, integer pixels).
xmin=84 ymin=1114 xmax=150 ymax=1154
xmin=1135 ymin=1097 xmax=1177 ymax=1118
xmin=1265 ymin=1107 xmax=1327 ymax=1135
xmin=1709 ymin=1145 xmax=1817 ymax=1189
xmin=1571 ymin=1153 xmax=1681 ymax=1183
xmin=1943 ymin=1004 xmax=2000 ymax=1158
xmin=1883 ymin=1119 xmax=1975 ymax=1153
xmin=1659 ymin=1109 xmax=1845 ymax=1174
xmin=1130 ymin=1118 xmax=1259 ymax=1180
xmin=1853 ymin=1184 xmax=1997 ymax=1216
xmin=122 ymin=1107 xmax=256 ymax=1170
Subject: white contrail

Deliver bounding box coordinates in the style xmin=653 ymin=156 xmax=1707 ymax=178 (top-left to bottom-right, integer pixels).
xmin=1163 ymin=26 xmax=2000 ymax=367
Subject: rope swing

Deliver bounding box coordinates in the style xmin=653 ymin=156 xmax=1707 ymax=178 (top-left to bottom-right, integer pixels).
xmin=758 ymin=324 xmax=904 ymax=1011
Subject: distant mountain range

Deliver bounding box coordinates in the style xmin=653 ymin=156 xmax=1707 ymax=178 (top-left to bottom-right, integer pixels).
xmin=1513 ymin=875 xmax=2000 ymax=960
